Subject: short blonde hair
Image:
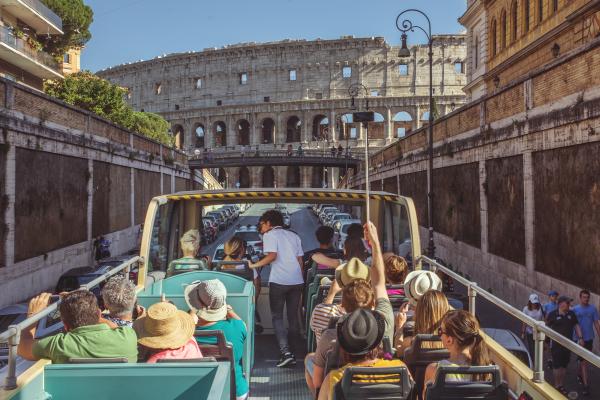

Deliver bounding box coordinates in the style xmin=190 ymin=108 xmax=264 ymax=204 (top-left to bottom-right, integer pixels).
xmin=180 ymin=229 xmax=200 ymax=254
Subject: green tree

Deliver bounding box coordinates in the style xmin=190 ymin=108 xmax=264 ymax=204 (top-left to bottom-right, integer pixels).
xmin=44 ymin=72 xmax=174 ymax=147
xmin=39 ymin=0 xmax=93 ymax=57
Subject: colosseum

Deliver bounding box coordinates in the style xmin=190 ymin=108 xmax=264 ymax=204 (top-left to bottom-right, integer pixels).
xmin=98 ymin=35 xmax=467 ymax=188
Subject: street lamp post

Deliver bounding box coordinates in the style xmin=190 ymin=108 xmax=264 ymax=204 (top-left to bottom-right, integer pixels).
xmin=348 ymin=83 xmax=371 ymax=222
xmin=396 ymin=9 xmax=436 ymax=258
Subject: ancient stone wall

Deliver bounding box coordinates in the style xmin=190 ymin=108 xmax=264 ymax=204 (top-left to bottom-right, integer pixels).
xmin=0 ymin=78 xmax=210 ymax=307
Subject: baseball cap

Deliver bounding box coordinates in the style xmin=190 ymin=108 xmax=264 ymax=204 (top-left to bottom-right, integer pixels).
xmin=557 ymin=295 xmax=572 ymax=304
xmin=548 ymin=290 xmax=558 ymax=296
xmin=529 ymin=293 xmax=540 ymax=304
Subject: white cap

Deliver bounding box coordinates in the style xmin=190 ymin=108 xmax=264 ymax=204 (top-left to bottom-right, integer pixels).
xmin=529 ymin=293 xmax=540 ymax=304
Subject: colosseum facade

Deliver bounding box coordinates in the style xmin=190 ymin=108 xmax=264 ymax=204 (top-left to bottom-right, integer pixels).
xmin=98 ymin=35 xmax=467 ymax=189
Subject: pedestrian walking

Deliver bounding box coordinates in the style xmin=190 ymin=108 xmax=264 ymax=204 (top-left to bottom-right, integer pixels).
xmin=330 ymin=146 xmax=336 ymax=157
xmin=521 ymin=294 xmax=544 ymax=355
xmin=240 ymin=145 xmax=245 ymax=158
xmin=547 ymin=296 xmax=585 ymax=395
xmin=337 ymin=144 xmax=343 ymax=157
xmin=572 ymin=289 xmax=600 ymax=396
xmin=297 ymin=144 xmax=304 ymax=156
xmin=544 ymin=290 xmax=559 ymax=320
xmin=249 ymin=209 xmax=304 ymax=367
xmin=287 ymin=144 xmax=293 ymax=157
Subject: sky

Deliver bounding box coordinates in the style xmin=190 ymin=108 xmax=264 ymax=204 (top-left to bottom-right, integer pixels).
xmin=83 ymin=0 xmax=467 ymax=72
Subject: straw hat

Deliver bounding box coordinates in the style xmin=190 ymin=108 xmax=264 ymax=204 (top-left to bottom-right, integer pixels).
xmin=403 ymin=270 xmax=442 ymax=305
xmin=184 ymin=279 xmax=228 ymax=322
xmin=133 ymin=302 xmax=195 ymax=350
xmin=335 ymin=257 xmax=370 ymax=288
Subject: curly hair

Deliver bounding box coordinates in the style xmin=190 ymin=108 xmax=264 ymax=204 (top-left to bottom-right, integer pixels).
xmin=101 ymin=275 xmax=137 ymax=318
xmin=341 ymin=279 xmax=375 ymax=312
xmin=59 ymin=290 xmax=100 ymax=329
xmin=384 ymin=255 xmax=408 ymax=284
xmin=259 ymin=209 xmax=284 ymax=227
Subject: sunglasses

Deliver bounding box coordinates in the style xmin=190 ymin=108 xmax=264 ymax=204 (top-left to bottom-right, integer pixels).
xmin=437 ymin=327 xmax=448 ymax=336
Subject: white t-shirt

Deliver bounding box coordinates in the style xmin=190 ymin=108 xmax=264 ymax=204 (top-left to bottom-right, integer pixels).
xmin=522 ymin=306 xmax=544 ymax=334
xmin=263 ymin=227 xmax=304 ymax=285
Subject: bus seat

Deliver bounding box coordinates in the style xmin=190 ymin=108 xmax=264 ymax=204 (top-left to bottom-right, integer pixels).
xmin=332 ymin=366 xmax=413 ymax=400
xmin=194 ymin=330 xmax=236 ymax=400
xmin=424 ymin=365 xmax=508 ymax=400
xmin=403 ymin=334 xmax=449 ymax=399
xmin=324 ymin=345 xmax=341 ymax=377
xmin=213 ymin=261 xmax=254 ymax=281
xmin=68 ymin=357 xmax=128 ymax=364
xmin=43 ymin=362 xmax=231 ymax=400
xmin=156 ymin=357 xmax=217 ymax=363
xmin=137 ymin=271 xmax=255 ymax=379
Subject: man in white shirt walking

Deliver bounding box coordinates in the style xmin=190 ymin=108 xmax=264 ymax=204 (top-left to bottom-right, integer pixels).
xmin=250 ymin=209 xmax=304 ymax=367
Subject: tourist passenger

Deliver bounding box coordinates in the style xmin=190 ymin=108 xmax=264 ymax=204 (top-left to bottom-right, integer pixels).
xmin=101 ymin=275 xmax=141 ymax=327
xmin=185 ymin=279 xmax=249 ymax=400
xmin=317 ymin=309 xmax=407 ymax=400
xmin=547 ymin=295 xmax=584 ymax=395
xmin=544 ymin=290 xmax=559 ymax=319
xmin=311 ymin=236 xmax=368 ymax=269
xmin=135 ymin=302 xmax=202 ymax=363
xmin=423 ymin=310 xmax=492 ymax=399
xmin=250 ymin=209 xmax=304 ymax=367
xmin=384 ymin=254 xmax=408 ymax=295
xmin=521 ymin=293 xmax=544 ymax=355
xmin=572 ymin=289 xmax=599 ymax=396
xmin=395 ymin=289 xmax=449 ymax=356
xmin=222 ymin=236 xmax=261 ymax=298
xmin=18 ymin=290 xmax=138 ymax=363
xmin=166 ymin=229 xmax=208 ymax=277
xmin=303 ymin=226 xmax=343 ymax=272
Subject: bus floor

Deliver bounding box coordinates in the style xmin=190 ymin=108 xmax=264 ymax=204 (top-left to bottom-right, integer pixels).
xmin=249 ymin=334 xmax=311 ymax=399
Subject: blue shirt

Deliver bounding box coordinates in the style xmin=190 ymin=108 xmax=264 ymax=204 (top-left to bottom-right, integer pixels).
xmin=572 ymin=304 xmax=599 ymax=341
xmin=196 ymin=319 xmax=248 ymax=397
xmin=543 ymin=301 xmax=558 ymax=316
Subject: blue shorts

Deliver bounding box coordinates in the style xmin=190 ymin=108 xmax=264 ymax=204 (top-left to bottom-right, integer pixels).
xmin=305 ymin=354 xmax=315 ymax=378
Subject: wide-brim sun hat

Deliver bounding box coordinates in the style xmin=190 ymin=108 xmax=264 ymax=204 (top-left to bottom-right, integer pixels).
xmin=184 ymin=279 xmax=228 ymax=322
xmin=335 ymin=257 xmax=370 ymax=288
xmin=404 ymin=270 xmax=442 ymax=305
xmin=337 ymin=309 xmax=385 ymax=355
xmin=133 ymin=302 xmax=195 ymax=350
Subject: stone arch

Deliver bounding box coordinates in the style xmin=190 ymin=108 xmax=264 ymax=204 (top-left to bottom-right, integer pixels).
xmin=218 ymin=168 xmax=227 ymax=187
xmin=286 ymin=166 xmax=301 ymax=188
xmin=194 ymin=123 xmax=205 ymax=148
xmin=213 ymin=121 xmax=227 ymax=147
xmin=393 ymin=111 xmax=413 ymax=138
xmin=172 ymin=124 xmax=184 ymax=150
xmin=286 ymin=116 xmax=302 ymax=143
xmin=339 ymin=113 xmax=357 ymax=140
xmin=312 ymin=114 xmax=329 ymax=141
xmin=311 ymin=166 xmax=327 ymax=188
xmin=238 ymin=167 xmax=250 ymax=188
xmin=500 ymin=9 xmax=507 ymax=51
xmin=261 ymin=118 xmax=275 ymax=144
xmin=236 ymin=119 xmax=250 ymax=146
xmin=262 ymin=166 xmax=275 ymax=187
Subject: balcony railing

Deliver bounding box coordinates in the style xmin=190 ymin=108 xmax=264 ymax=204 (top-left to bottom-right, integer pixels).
xmin=18 ymin=0 xmax=62 ymax=30
xmin=0 ymin=25 xmax=60 ymax=72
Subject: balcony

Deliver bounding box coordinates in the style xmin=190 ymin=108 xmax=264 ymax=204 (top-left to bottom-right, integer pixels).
xmin=0 ymin=25 xmax=62 ymax=79
xmin=0 ymin=0 xmax=62 ymax=34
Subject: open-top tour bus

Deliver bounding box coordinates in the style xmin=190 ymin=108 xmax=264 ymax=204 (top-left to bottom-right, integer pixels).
xmin=1 ymin=188 xmax=598 ymax=399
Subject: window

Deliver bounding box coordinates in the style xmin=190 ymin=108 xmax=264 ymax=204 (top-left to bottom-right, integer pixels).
xmin=397 ymin=127 xmax=406 ymax=138
xmin=63 ymin=53 xmax=70 ymax=63
xmin=195 ymin=78 xmax=202 ymax=89
xmin=289 ymin=69 xmax=297 ymax=81
xmin=538 ymin=0 xmax=544 ymax=22
xmin=315 ymin=92 xmax=323 ymax=100
xmin=511 ymin=1 xmax=518 ymax=42
xmin=500 ymin=10 xmax=507 ymax=50
xmin=264 ymin=96 xmax=270 ymax=102
xmin=491 ymin=19 xmax=497 ymax=57
xmin=398 ymin=64 xmax=409 ymax=75
xmin=454 ymin=62 xmax=464 ymax=74
xmin=154 ymin=83 xmax=162 ymax=95
xmin=524 ymin=0 xmax=530 ymax=33
xmin=350 ymin=127 xmax=357 ymax=138
xmin=239 ymin=72 xmax=248 ymax=85
xmin=474 ymin=36 xmax=479 ymax=68
xmin=174 ymin=104 xmax=179 ymax=110
xmin=216 ymin=100 xmax=222 ymax=106
xmin=342 ymin=66 xmax=352 ymax=78
xmin=370 ymin=90 xmax=379 ymax=97
xmin=552 ymin=0 xmax=558 ymax=13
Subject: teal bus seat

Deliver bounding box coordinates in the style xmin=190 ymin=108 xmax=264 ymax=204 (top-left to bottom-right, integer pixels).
xmin=43 ymin=362 xmax=230 ymax=400
xmin=137 ymin=271 xmax=255 ymax=380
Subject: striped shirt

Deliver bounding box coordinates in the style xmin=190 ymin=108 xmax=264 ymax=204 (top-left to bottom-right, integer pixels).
xmin=310 ymin=303 xmax=345 ymax=342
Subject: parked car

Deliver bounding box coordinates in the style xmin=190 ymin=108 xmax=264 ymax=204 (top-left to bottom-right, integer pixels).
xmin=334 ymin=219 xmax=362 ymax=250
xmin=97 ymin=255 xmax=139 ymax=283
xmin=222 ymin=205 xmax=239 ymax=219
xmin=282 ymin=211 xmax=291 ymax=228
xmin=0 ymin=300 xmax=64 ymax=367
xmin=202 ymin=219 xmax=217 ymax=244
xmin=327 ymin=213 xmax=352 ymax=227
xmin=203 ymin=214 xmax=224 ymax=232
xmin=483 ymin=328 xmax=532 ymax=368
xmin=55 ymin=264 xmax=121 ymax=300
xmin=319 ymin=206 xmax=338 ymax=221
xmin=320 ymin=208 xmax=338 ymax=224
xmin=314 ymin=203 xmax=334 ymax=215
xmin=205 ymin=212 xmax=227 ymax=230
xmin=232 ymin=225 xmax=263 ymax=256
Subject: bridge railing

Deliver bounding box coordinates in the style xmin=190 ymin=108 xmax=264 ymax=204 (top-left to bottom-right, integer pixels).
xmin=189 ymin=148 xmax=364 ymax=161
xmin=0 ymin=256 xmax=142 ymax=390
xmin=421 ymin=255 xmax=600 ymax=383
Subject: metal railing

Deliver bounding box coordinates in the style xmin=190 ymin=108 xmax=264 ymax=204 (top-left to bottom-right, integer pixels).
xmin=189 ymin=148 xmax=365 ymax=161
xmin=18 ymin=0 xmax=63 ymax=30
xmin=0 ymin=256 xmax=142 ymax=390
xmin=421 ymin=255 xmax=600 ymax=383
xmin=0 ymin=25 xmax=60 ymax=73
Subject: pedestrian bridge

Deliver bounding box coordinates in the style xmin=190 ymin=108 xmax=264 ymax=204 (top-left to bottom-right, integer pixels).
xmin=188 ymin=149 xmax=363 ymax=169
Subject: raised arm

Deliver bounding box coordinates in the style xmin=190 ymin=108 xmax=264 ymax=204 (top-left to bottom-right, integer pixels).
xmin=250 ymin=252 xmax=276 ymax=269
xmin=364 ymin=221 xmax=387 ymax=300
xmin=311 ymin=253 xmax=341 ymax=269
xmin=18 ymin=293 xmax=51 ymax=361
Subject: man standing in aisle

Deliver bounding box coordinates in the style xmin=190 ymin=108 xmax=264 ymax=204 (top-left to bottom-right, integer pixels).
xmin=572 ymin=289 xmax=600 ymax=396
xmin=250 ymin=209 xmax=304 ymax=367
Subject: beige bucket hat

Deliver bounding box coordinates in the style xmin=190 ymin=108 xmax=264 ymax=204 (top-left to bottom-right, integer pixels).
xmin=133 ymin=302 xmax=195 ymax=349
